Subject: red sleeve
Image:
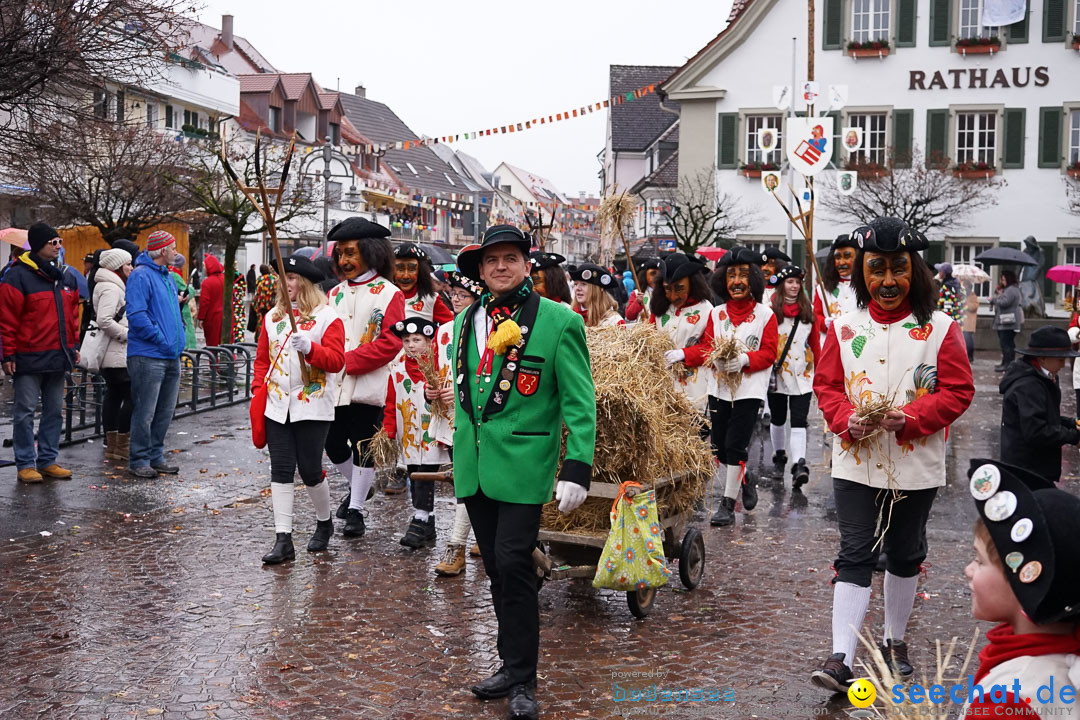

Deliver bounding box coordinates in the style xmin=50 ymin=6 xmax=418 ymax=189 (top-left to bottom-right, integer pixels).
xmin=382 ymin=378 xmax=396 ymax=438
xmin=0 ymin=282 xmax=23 ymax=360
xmin=432 ymin=296 xmax=454 ymax=325
xmin=809 ymin=316 xmax=823 ymax=363
xmin=812 ymin=323 xmax=856 ymax=437
xmin=625 ymin=293 xmax=644 ymax=321
xmin=647 ymin=313 xmax=657 ymax=325
xmin=745 ymin=315 xmax=778 ymax=373
xmin=65 ymin=289 xmax=80 ymax=346
xmin=895 ymin=322 xmax=975 ymax=443
xmin=683 ymin=314 xmax=715 ymax=368
xmin=344 ymin=292 xmax=406 ymax=376
xmin=812 ymin=289 xmax=824 ymax=323
xmin=306 ymin=318 xmax=345 ymax=373
xmin=252 ymin=326 xmax=269 ymax=392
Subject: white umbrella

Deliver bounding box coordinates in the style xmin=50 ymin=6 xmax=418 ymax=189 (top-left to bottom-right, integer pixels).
xmin=949 ymin=263 xmax=990 ymax=283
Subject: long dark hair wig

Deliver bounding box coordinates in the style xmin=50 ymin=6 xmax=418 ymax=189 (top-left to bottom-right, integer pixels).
xmin=851 ymin=250 xmax=938 ymax=326
xmin=649 ymin=271 xmax=711 ymax=318
xmin=821 ymin=248 xmax=844 ymax=294
xmin=332 ymin=236 xmax=394 ymax=281
xmin=711 ymin=263 xmax=765 ymax=304
xmin=537 ymin=265 xmax=571 ymax=304
xmin=406 ymin=256 xmax=436 ymax=299
xmin=771 ymin=278 xmax=814 ymax=325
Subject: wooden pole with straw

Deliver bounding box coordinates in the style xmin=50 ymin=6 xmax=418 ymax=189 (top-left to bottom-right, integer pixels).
xmin=220 ymin=129 xmax=309 ymax=383
xmin=598 ymin=190 xmax=642 ymax=291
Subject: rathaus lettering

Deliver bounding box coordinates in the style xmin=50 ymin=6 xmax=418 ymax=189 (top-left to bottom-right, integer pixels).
xmin=909 ymin=66 xmax=1049 ymax=90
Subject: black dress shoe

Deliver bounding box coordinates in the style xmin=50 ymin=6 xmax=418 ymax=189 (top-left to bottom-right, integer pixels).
xmin=507 ymin=683 xmax=538 ymax=720
xmin=151 ymin=462 xmax=180 ymax=474
xmin=471 ymin=666 xmax=512 ymax=699
xmin=307 ymin=519 xmax=333 ymax=552
xmin=710 ymin=496 xmax=736 ymax=526
xmin=262 ymin=533 xmax=295 ymax=564
xmin=336 ymin=494 xmax=350 ymax=519
xmin=343 ymin=509 xmax=365 ymax=538
xmin=742 ymin=471 xmax=758 ymax=511
xmin=792 ymin=459 xmax=809 ymax=490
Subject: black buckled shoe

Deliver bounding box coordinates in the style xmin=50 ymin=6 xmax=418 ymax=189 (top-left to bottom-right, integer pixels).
xmin=471 ymin=666 xmax=512 ymax=699
xmin=343 ymin=509 xmax=366 ymax=538
xmin=742 ymin=471 xmax=758 ymax=511
xmin=771 ymin=450 xmax=787 ymax=477
xmin=336 ymin=493 xmax=350 ymax=519
xmin=261 ymin=533 xmax=295 ymax=565
xmin=307 ymin=519 xmax=333 ymax=552
xmin=400 ymin=517 xmax=433 ymax=549
xmin=810 ymin=652 xmax=854 ymax=693
xmin=880 ymin=638 xmax=914 ymax=678
xmin=792 ymin=459 xmax=810 ymax=490
xmin=507 ymin=683 xmax=538 ymax=720
xmin=710 ymin=496 xmax=736 ymax=527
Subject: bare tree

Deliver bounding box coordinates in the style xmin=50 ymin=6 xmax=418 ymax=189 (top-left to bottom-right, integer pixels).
xmin=167 ymin=139 xmax=318 ymax=343
xmin=4 ymin=120 xmax=191 ymax=242
xmin=821 ymin=147 xmax=1005 ymax=237
xmin=657 ymin=169 xmax=756 ymax=254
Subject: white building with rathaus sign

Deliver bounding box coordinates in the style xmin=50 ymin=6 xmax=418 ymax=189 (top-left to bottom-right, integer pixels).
xmin=659 ymin=0 xmax=1080 ymax=308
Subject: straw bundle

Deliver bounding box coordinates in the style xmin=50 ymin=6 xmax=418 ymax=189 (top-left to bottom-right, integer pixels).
xmin=363 ymin=427 xmax=400 ymax=471
xmin=414 ymin=348 xmax=449 ymax=419
xmin=540 ymin=323 xmax=713 ymax=535
xmin=705 ymin=334 xmax=748 ymax=396
xmin=596 ymin=192 xmax=636 ymax=263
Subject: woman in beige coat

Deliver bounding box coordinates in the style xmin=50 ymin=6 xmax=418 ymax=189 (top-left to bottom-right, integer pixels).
xmin=92 ymin=249 xmax=133 ymax=461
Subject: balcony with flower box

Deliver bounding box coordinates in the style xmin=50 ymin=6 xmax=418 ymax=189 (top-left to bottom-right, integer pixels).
xmin=956 ymin=37 xmax=1001 ymax=56
xmin=952 ymin=161 xmax=996 ymax=179
xmin=1068 ymin=162 xmax=1080 ymax=179
xmin=847 ymin=40 xmax=890 ymax=59
xmin=740 ymin=161 xmax=779 ymax=179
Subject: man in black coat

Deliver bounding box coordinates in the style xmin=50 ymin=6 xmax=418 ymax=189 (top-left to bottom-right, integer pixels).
xmin=999 ymin=326 xmax=1080 ymax=484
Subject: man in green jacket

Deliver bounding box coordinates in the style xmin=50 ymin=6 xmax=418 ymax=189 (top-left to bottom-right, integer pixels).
xmin=452 ymin=225 xmax=596 ymax=720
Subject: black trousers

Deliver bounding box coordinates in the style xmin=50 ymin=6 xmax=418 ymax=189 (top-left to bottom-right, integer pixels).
xmin=709 ymin=396 xmax=761 ymax=464
xmin=833 ymin=478 xmax=938 ymax=587
xmin=767 ymin=391 xmax=811 ymax=428
xmin=464 ymin=488 xmax=543 ymax=687
xmin=324 ymin=403 xmax=382 ymax=467
xmin=100 ymin=367 xmax=132 ymax=433
xmin=267 ymin=417 xmax=331 ymax=486
xmin=997 ymin=330 xmax=1016 ymax=366
xmin=408 ymin=463 xmax=439 ymax=513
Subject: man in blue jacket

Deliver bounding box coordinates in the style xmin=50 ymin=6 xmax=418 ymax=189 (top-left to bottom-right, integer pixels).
xmin=126 ymin=230 xmax=185 ymax=478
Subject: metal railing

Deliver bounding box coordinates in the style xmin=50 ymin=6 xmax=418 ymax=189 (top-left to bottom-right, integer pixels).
xmin=50 ymin=343 xmax=256 ymax=447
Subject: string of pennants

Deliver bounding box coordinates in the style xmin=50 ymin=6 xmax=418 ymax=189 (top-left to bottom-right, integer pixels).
xmin=350 ymin=84 xmax=658 ymax=156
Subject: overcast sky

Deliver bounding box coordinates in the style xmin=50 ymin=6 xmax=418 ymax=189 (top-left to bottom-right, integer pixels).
xmin=198 ymin=0 xmax=735 ymax=195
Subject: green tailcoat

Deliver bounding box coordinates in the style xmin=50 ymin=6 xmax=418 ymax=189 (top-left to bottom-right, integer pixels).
xmin=452 ymin=293 xmax=596 ymax=504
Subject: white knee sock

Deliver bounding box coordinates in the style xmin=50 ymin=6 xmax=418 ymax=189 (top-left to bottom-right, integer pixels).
xmin=334 ymin=460 xmax=353 ymax=484
xmin=413 ymin=509 xmax=430 ymax=522
xmin=450 ymin=503 xmax=472 ymax=545
xmin=349 ymin=466 xmax=374 ymax=511
xmin=271 ymin=483 xmax=295 ymax=534
xmin=790 ymin=427 xmax=808 ymax=462
xmin=832 ymin=581 xmax=872 ymax=667
xmin=723 ymin=464 xmax=741 ymax=500
xmin=770 ymin=424 xmax=786 ymax=454
xmin=883 ymin=572 xmax=920 ymax=642
xmin=309 ymin=480 xmax=332 ymax=522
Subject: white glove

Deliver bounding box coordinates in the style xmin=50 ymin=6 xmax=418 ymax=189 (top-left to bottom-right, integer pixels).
xmin=722 ymin=354 xmax=749 ymax=374
xmin=664 ymin=349 xmax=685 ymax=366
xmin=555 ymin=481 xmax=588 ymax=514
xmin=289 ymin=332 xmax=312 ymax=355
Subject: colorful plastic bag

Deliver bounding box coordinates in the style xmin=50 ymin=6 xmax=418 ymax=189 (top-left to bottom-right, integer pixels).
xmin=592 ymin=482 xmax=671 ymax=591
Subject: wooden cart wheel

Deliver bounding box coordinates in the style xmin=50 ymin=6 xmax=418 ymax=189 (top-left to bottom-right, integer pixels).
xmin=626 ymin=587 xmax=656 ymax=618
xmin=679 ymin=527 xmax=705 ymax=590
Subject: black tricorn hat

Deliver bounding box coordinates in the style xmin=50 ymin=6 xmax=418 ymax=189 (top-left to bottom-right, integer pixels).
xmin=769 ymin=264 xmax=805 ymax=287
xmin=763 ymin=247 xmax=792 ymax=262
xmin=831 ymin=233 xmax=859 ymax=251
xmin=327 ymin=217 xmax=391 ymax=242
xmin=569 ymin=262 xmax=616 ymax=290
xmin=968 ymin=458 xmax=1080 ymax=624
xmin=392 ymin=316 xmax=439 ymax=339
xmin=719 ymin=246 xmax=768 ymax=267
xmin=395 ymin=242 xmax=427 ymax=261
xmin=282 ymin=253 xmax=325 ymax=284
xmin=659 ymin=253 xmax=707 ymax=283
xmin=456 ymin=224 xmax=531 ymax=281
xmin=638 ymin=257 xmax=663 ymax=272
xmin=530 ymin=250 xmax=565 ymax=271
xmin=1017 ymin=326 xmax=1080 ymax=358
xmin=850 ymin=216 xmax=928 ymax=253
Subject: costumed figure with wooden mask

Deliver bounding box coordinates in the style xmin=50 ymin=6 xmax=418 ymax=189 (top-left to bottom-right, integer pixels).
xmin=654 ymin=253 xmax=713 ymax=415
xmin=625 ymin=257 xmax=663 ymax=322
xmin=394 ymin=242 xmax=454 ymax=325
xmin=529 ymin=250 xmax=571 ymax=306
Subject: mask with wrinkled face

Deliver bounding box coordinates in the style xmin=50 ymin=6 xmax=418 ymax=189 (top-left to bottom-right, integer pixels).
xmin=663 ymin=277 xmax=690 ymax=308
xmin=835 ymin=247 xmax=857 ymax=279
xmin=726 ymin=265 xmax=751 ymax=301
xmin=394 ymin=258 xmax=419 ymax=292
xmin=863 ymin=251 xmax=911 ymax=312
xmin=336 ymin=241 xmax=367 ymax=280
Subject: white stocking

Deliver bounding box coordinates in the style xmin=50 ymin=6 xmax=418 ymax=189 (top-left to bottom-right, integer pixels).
xmin=271 ymin=483 xmax=294 ymax=534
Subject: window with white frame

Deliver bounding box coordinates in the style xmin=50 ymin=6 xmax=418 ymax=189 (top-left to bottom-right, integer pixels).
xmin=1070 ymin=110 xmax=1080 ymax=166
xmin=744 ymin=115 xmax=782 ymax=167
xmin=847 ymin=112 xmax=888 ymax=165
xmin=1075 ymin=0 xmax=1080 ymax=34
xmin=951 ymin=242 xmax=992 ymax=298
xmin=1064 ymin=244 xmax=1080 ymax=309
xmin=145 ymin=104 xmax=157 ymax=128
xmin=852 ymin=0 xmax=891 ymax=43
xmin=959 ymin=0 xmax=999 ymax=39
xmin=956 ymin=111 xmax=997 ymax=166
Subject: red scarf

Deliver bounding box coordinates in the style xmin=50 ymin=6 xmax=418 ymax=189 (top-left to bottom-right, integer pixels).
xmin=867 ymin=298 xmax=912 ymax=324
xmin=573 ymin=304 xmax=588 ymax=322
xmin=725 ymin=297 xmax=756 ymax=326
xmin=975 ymin=623 xmax=1080 ymax=683
xmin=402 ymin=354 xmax=424 ymax=384
xmin=782 ymin=302 xmax=800 ymax=318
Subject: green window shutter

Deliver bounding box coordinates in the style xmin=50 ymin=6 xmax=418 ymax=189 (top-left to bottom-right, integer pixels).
xmin=891 ymin=109 xmax=914 ymax=167
xmin=929 ymin=0 xmax=951 ymax=46
xmin=926 ymin=109 xmax=949 ymax=166
xmin=896 ymin=0 xmax=917 ymax=47
xmin=1007 ymin=1 xmax=1030 ymax=42
xmin=717 ymin=113 xmax=738 ymax=169
xmin=1002 ymin=109 xmax=1026 ymax=169
xmin=823 ymin=0 xmax=843 ymax=49
xmin=1038 ymin=106 xmax=1063 ymax=168
xmin=826 ymin=111 xmax=842 ymax=165
xmin=1043 ymin=0 xmax=1066 ymax=41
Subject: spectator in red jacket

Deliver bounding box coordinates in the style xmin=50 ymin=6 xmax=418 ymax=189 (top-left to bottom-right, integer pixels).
xmin=197 ymin=254 xmax=225 ymax=347
xmin=0 ymin=223 xmax=80 ymax=483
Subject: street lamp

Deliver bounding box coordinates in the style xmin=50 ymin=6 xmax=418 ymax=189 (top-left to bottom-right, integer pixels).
xmin=298 ymin=135 xmax=359 ymax=255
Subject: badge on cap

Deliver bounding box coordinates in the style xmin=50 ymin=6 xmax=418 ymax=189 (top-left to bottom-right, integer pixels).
xmin=984 ymin=490 xmax=1018 ymax=523
xmin=970 ymin=464 xmax=1000 ymax=501
xmin=1011 ymin=518 xmax=1034 ymax=543
xmin=582 ymin=269 xmax=593 ymax=280
xmin=1019 ymin=561 xmax=1042 ymax=584
xmin=601 ymin=274 xmax=611 ymax=285
xmin=1005 ymin=552 xmax=1024 ymax=574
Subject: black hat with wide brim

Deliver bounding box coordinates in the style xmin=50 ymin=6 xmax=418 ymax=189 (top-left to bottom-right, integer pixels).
xmin=395 ymin=242 xmax=427 ymax=261
xmin=968 ymin=458 xmax=1080 ymax=624
xmin=446 ymin=270 xmax=485 ymax=298
xmin=769 ymin=264 xmax=805 ymax=287
xmin=718 ymin=246 xmax=768 ymax=267
xmin=831 ymin=233 xmax=859 ymax=251
xmin=763 ymin=247 xmax=792 ymax=262
xmin=850 ymin=216 xmax=928 ymax=253
xmin=327 ymin=217 xmax=391 ymax=242
xmin=659 ymin=253 xmax=707 ymax=284
xmin=569 ymin=262 xmax=617 ymax=291
xmin=457 ymin=224 xmax=531 ymax=282
xmin=282 ymin=253 xmax=325 ymax=284
xmin=530 ymin=250 xmax=566 ymax=271
xmin=1017 ymin=326 xmax=1080 ymax=358
xmin=392 ymin=316 xmax=439 ymax=339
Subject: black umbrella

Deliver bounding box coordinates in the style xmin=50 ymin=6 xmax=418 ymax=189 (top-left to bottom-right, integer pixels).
xmin=417 ymin=243 xmax=456 ymax=266
xmin=975 ymin=247 xmax=1038 ymax=266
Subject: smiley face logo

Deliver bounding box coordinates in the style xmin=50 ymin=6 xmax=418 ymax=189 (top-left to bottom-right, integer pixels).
xmin=847 ymin=678 xmax=876 ymax=708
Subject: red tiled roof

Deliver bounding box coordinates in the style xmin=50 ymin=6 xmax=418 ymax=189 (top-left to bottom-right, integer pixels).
xmin=317 ymin=91 xmax=340 ymax=112
xmin=339 ymin=116 xmax=366 ymax=145
xmin=279 ymin=73 xmax=315 ymax=101
xmin=238 ymin=74 xmax=280 ymax=93
xmin=659 ymin=0 xmax=757 ymax=92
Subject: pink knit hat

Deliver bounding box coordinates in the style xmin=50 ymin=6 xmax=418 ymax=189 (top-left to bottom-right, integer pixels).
xmin=146 ymin=230 xmax=176 ymax=252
